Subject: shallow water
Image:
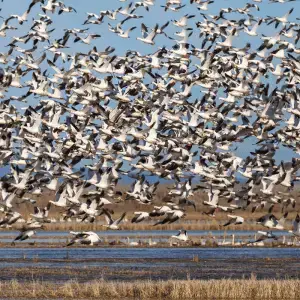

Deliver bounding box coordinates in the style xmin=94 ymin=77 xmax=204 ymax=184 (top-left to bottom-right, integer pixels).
xmin=0 ymin=247 xmax=299 ymax=261
xmin=0 ymin=247 xmax=298 ymax=269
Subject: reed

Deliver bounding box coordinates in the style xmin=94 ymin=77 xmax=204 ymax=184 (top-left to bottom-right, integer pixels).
xmin=30 ymin=220 xmax=267 ymax=231
xmin=9 ymin=217 xmax=296 ymax=232
xmin=0 ymin=279 xmax=298 ymax=299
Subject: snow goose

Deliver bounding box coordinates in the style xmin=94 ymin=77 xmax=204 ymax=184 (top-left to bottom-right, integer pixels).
xmin=223 ymin=215 xmax=244 ymax=226
xmin=153 ymin=209 xmax=185 ymax=226
xmin=203 ymin=186 xmax=220 ymax=208
xmin=126 ymin=237 xmax=140 ymax=246
xmin=131 ymin=211 xmax=150 ymax=223
xmin=257 ymin=213 xmax=288 ymax=230
xmin=49 ymin=187 xmax=68 ymax=208
xmin=11 ymin=230 xmax=37 ymax=245
xmin=21 ymin=220 xmax=44 ymax=231
xmin=0 ymin=211 xmax=21 ymax=227
xmin=30 ymin=203 xmax=51 ymax=223
xmin=244 ymin=19 xmax=262 ymax=36
xmin=67 ymin=231 xmax=101 ymax=246
xmin=288 ymin=214 xmax=300 ymax=236
xmin=137 ymin=23 xmax=158 ymax=45
xmin=172 ymin=14 xmax=195 ymax=27
xmin=102 ymin=209 xmax=126 ymax=230
xmin=74 ymin=34 xmax=101 ymax=45
xmin=150 ymin=205 xmax=172 ymax=217
xmin=247 ymin=231 xmax=278 ymax=245
xmin=6 ymin=8 xmax=30 ymax=25
xmin=171 ymin=230 xmax=188 ymax=242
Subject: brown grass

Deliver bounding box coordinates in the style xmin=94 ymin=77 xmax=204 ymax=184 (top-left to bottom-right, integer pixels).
xmin=0 ymin=278 xmax=299 ymax=299
xmin=33 ymin=220 xmax=266 ymax=232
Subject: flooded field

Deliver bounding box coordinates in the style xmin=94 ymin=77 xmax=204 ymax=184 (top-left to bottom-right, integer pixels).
xmin=1 ymin=246 xmax=299 ymax=260
xmin=0 ymin=230 xmax=298 ymax=283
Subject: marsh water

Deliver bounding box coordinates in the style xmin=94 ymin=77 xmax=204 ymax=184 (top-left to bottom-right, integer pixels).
xmin=0 ymin=247 xmax=298 ymax=281
xmin=0 ymin=230 xmax=299 ymax=281
xmin=0 ymin=247 xmax=300 ymax=261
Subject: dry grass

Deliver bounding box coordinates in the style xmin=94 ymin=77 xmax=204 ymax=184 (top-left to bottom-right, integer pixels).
xmin=0 ymin=278 xmax=299 ymax=299
xmin=31 ymin=220 xmax=266 ymax=232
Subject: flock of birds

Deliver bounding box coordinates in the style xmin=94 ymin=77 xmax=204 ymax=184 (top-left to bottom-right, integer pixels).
xmin=0 ymin=0 xmax=299 ymax=247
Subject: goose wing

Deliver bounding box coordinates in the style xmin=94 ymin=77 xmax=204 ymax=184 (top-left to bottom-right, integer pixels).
xmin=33 ymin=206 xmax=40 ymax=215
xmin=141 ymin=23 xmax=148 ymax=38
xmin=115 ymin=212 xmax=126 ymax=225
xmin=103 ymin=209 xmax=114 ymax=225
xmin=145 ymin=24 xmax=158 ymax=40
xmin=278 ymin=212 xmax=288 ymax=226
xmin=293 ymin=214 xmax=300 ymax=234
xmin=223 ymin=215 xmax=235 ymax=226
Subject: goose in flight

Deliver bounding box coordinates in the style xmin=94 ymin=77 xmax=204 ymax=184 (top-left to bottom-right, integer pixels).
xmin=172 ymin=14 xmax=195 ymax=27
xmin=30 ymin=203 xmax=51 ymax=223
xmin=11 ymin=230 xmax=37 ymax=245
xmin=108 ymin=23 xmax=137 ymax=39
xmin=150 ymin=205 xmax=172 ymax=217
xmin=5 ymin=8 xmax=31 ymax=25
xmin=131 ymin=211 xmax=150 ymax=223
xmin=41 ymin=0 xmax=60 ymax=13
xmin=153 ymin=209 xmax=185 ymax=226
xmin=197 ymin=1 xmax=214 ymax=11
xmin=203 ymin=207 xmax=217 ymax=217
xmin=49 ymin=188 xmax=68 ymax=208
xmin=257 ymin=213 xmax=288 ymax=230
xmin=171 ymin=229 xmax=189 ymax=242
xmin=266 ymin=8 xmax=294 ymax=28
xmin=103 ymin=209 xmax=126 ymax=230
xmin=16 ymin=197 xmax=36 ymax=205
xmin=247 ymin=231 xmax=278 ymax=245
xmin=137 ymin=23 xmax=158 ymax=45
xmin=244 ymin=19 xmax=262 ymax=36
xmin=223 ymin=215 xmax=244 ymax=227
xmin=67 ymin=231 xmax=101 ymax=246
xmin=21 ymin=220 xmax=44 ymax=231
xmin=74 ymin=34 xmax=101 ymax=44
xmin=203 ymin=187 xmax=220 ymax=208
xmin=288 ymin=214 xmax=300 ymax=236
xmin=0 ymin=211 xmax=21 ymax=227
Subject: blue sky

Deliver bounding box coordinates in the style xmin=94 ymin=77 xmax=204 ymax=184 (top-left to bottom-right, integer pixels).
xmin=1 ymin=0 xmax=298 ymax=56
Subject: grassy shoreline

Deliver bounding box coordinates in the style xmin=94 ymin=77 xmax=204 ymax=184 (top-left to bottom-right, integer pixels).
xmin=1 ymin=279 xmax=299 ymax=299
